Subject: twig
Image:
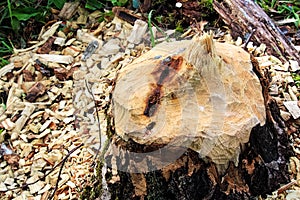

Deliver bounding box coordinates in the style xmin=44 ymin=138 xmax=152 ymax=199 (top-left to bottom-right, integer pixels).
xmin=49 ymin=143 xmax=84 ymax=199
xmin=277 ymin=179 xmax=298 ymax=195
xmin=2 ymin=143 xmax=83 ymax=193
xmin=84 ymin=80 xmax=102 ymax=166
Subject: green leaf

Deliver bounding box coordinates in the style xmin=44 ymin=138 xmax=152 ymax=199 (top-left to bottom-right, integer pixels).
xmin=111 ymin=0 xmax=128 ymax=6
xmin=48 ymin=0 xmax=66 ymax=9
xmin=11 ymin=17 xmax=20 ymax=32
xmin=11 ymin=7 xmax=42 ymax=21
xmin=98 ymin=10 xmax=114 ymax=22
xmin=0 ymin=103 xmax=6 ymax=110
xmin=292 ymin=73 xmax=300 ymax=87
xmin=119 ymin=0 xmax=128 ymax=6
xmin=85 ymin=0 xmax=104 ymax=10
xmin=0 ymin=58 xmax=9 ymax=68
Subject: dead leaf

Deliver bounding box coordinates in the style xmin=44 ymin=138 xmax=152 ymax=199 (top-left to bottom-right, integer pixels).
xmin=37 ymin=37 xmax=55 ymax=54
xmin=54 ymin=67 xmax=78 ymax=81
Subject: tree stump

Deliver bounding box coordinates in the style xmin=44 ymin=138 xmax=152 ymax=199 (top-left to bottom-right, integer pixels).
xmin=99 ymin=34 xmax=292 ymax=199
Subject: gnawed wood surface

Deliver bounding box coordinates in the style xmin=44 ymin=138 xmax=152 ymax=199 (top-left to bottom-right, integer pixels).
xmin=112 ymin=34 xmax=266 ymax=172
xmin=104 ymin=35 xmax=292 ymax=199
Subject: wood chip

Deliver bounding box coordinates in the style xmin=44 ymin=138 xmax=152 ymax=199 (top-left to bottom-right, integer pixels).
xmin=1 ymin=118 xmax=16 ymax=130
xmin=58 ymin=2 xmax=80 ymax=20
xmin=34 ymin=54 xmax=74 ymax=64
xmin=0 ymin=182 xmax=7 ymax=192
xmin=12 ymin=104 xmax=35 ymax=138
xmin=0 ymin=63 xmax=15 ymax=77
xmin=283 ymin=101 xmax=300 ymax=119
xmin=127 ymin=19 xmax=148 ymax=44
xmin=25 ymin=82 xmax=46 ymax=102
xmin=38 ymin=183 xmax=52 ymax=195
xmin=39 ymin=120 xmax=52 ymax=132
xmin=28 ymin=180 xmax=45 ymax=194
xmin=290 ymin=60 xmax=300 ymax=72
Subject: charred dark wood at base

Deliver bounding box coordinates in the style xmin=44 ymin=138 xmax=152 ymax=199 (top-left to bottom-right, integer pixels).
xmin=243 ymin=119 xmax=292 ymax=197
xmin=106 ymin=148 xmax=251 ymax=200
xmin=244 ymin=97 xmax=292 ymax=197
xmin=107 ymin=150 xmax=215 ymax=199
xmin=241 ymin=56 xmax=293 ymax=197
xmin=105 ymin=116 xmax=291 ymax=199
xmin=213 ymin=0 xmax=300 ymax=63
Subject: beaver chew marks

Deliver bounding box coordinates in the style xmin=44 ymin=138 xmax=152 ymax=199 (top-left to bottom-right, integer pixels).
xmin=112 ymin=34 xmax=265 ymax=170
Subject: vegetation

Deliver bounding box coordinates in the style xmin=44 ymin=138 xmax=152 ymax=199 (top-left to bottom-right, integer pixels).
xmin=0 ymin=0 xmax=57 ymax=67
xmin=0 ymin=0 xmax=129 ymax=68
xmin=0 ymin=0 xmax=299 ymax=68
xmin=256 ymin=0 xmax=300 ymax=27
xmin=292 ymin=72 xmax=300 ymax=87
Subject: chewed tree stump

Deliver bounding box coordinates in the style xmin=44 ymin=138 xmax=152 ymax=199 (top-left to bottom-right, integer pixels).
xmin=113 ymin=34 xmax=265 ymax=168
xmin=102 ymin=34 xmax=291 ymax=199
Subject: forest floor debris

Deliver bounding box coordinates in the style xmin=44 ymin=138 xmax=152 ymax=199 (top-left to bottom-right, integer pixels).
xmin=0 ymin=3 xmax=300 ymax=200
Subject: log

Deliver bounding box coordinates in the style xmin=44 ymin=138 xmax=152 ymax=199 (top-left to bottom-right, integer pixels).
xmin=213 ymin=0 xmax=300 ymax=64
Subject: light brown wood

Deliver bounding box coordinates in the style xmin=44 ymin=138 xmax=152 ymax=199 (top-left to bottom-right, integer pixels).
xmin=112 ymin=34 xmax=266 ymax=170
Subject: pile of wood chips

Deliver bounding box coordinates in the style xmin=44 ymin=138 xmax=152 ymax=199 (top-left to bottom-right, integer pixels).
xmin=0 ymin=6 xmax=171 ymax=199
xmin=0 ymin=4 xmax=300 ymax=200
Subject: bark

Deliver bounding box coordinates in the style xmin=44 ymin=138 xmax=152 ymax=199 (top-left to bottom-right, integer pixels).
xmin=213 ymin=0 xmax=300 ymax=64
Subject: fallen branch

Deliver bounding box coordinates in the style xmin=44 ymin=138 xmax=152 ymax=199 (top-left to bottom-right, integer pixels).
xmin=213 ymin=0 xmax=300 ymax=64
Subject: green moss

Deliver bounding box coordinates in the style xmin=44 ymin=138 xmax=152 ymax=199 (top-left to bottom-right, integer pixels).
xmin=81 ymin=101 xmax=115 ymax=199
xmin=80 ymin=160 xmax=105 ymax=199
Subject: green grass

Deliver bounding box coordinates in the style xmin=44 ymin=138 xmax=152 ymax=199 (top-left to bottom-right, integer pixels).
xmin=292 ymin=73 xmax=300 ymax=87
xmin=0 ymin=57 xmax=9 ymax=68
xmin=0 ymin=0 xmax=54 ymax=59
xmin=148 ymin=10 xmax=156 ymax=47
xmin=0 ymin=0 xmax=130 ymax=60
xmin=256 ymin=0 xmax=300 ymax=27
xmin=0 ymin=0 xmax=298 ymax=63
